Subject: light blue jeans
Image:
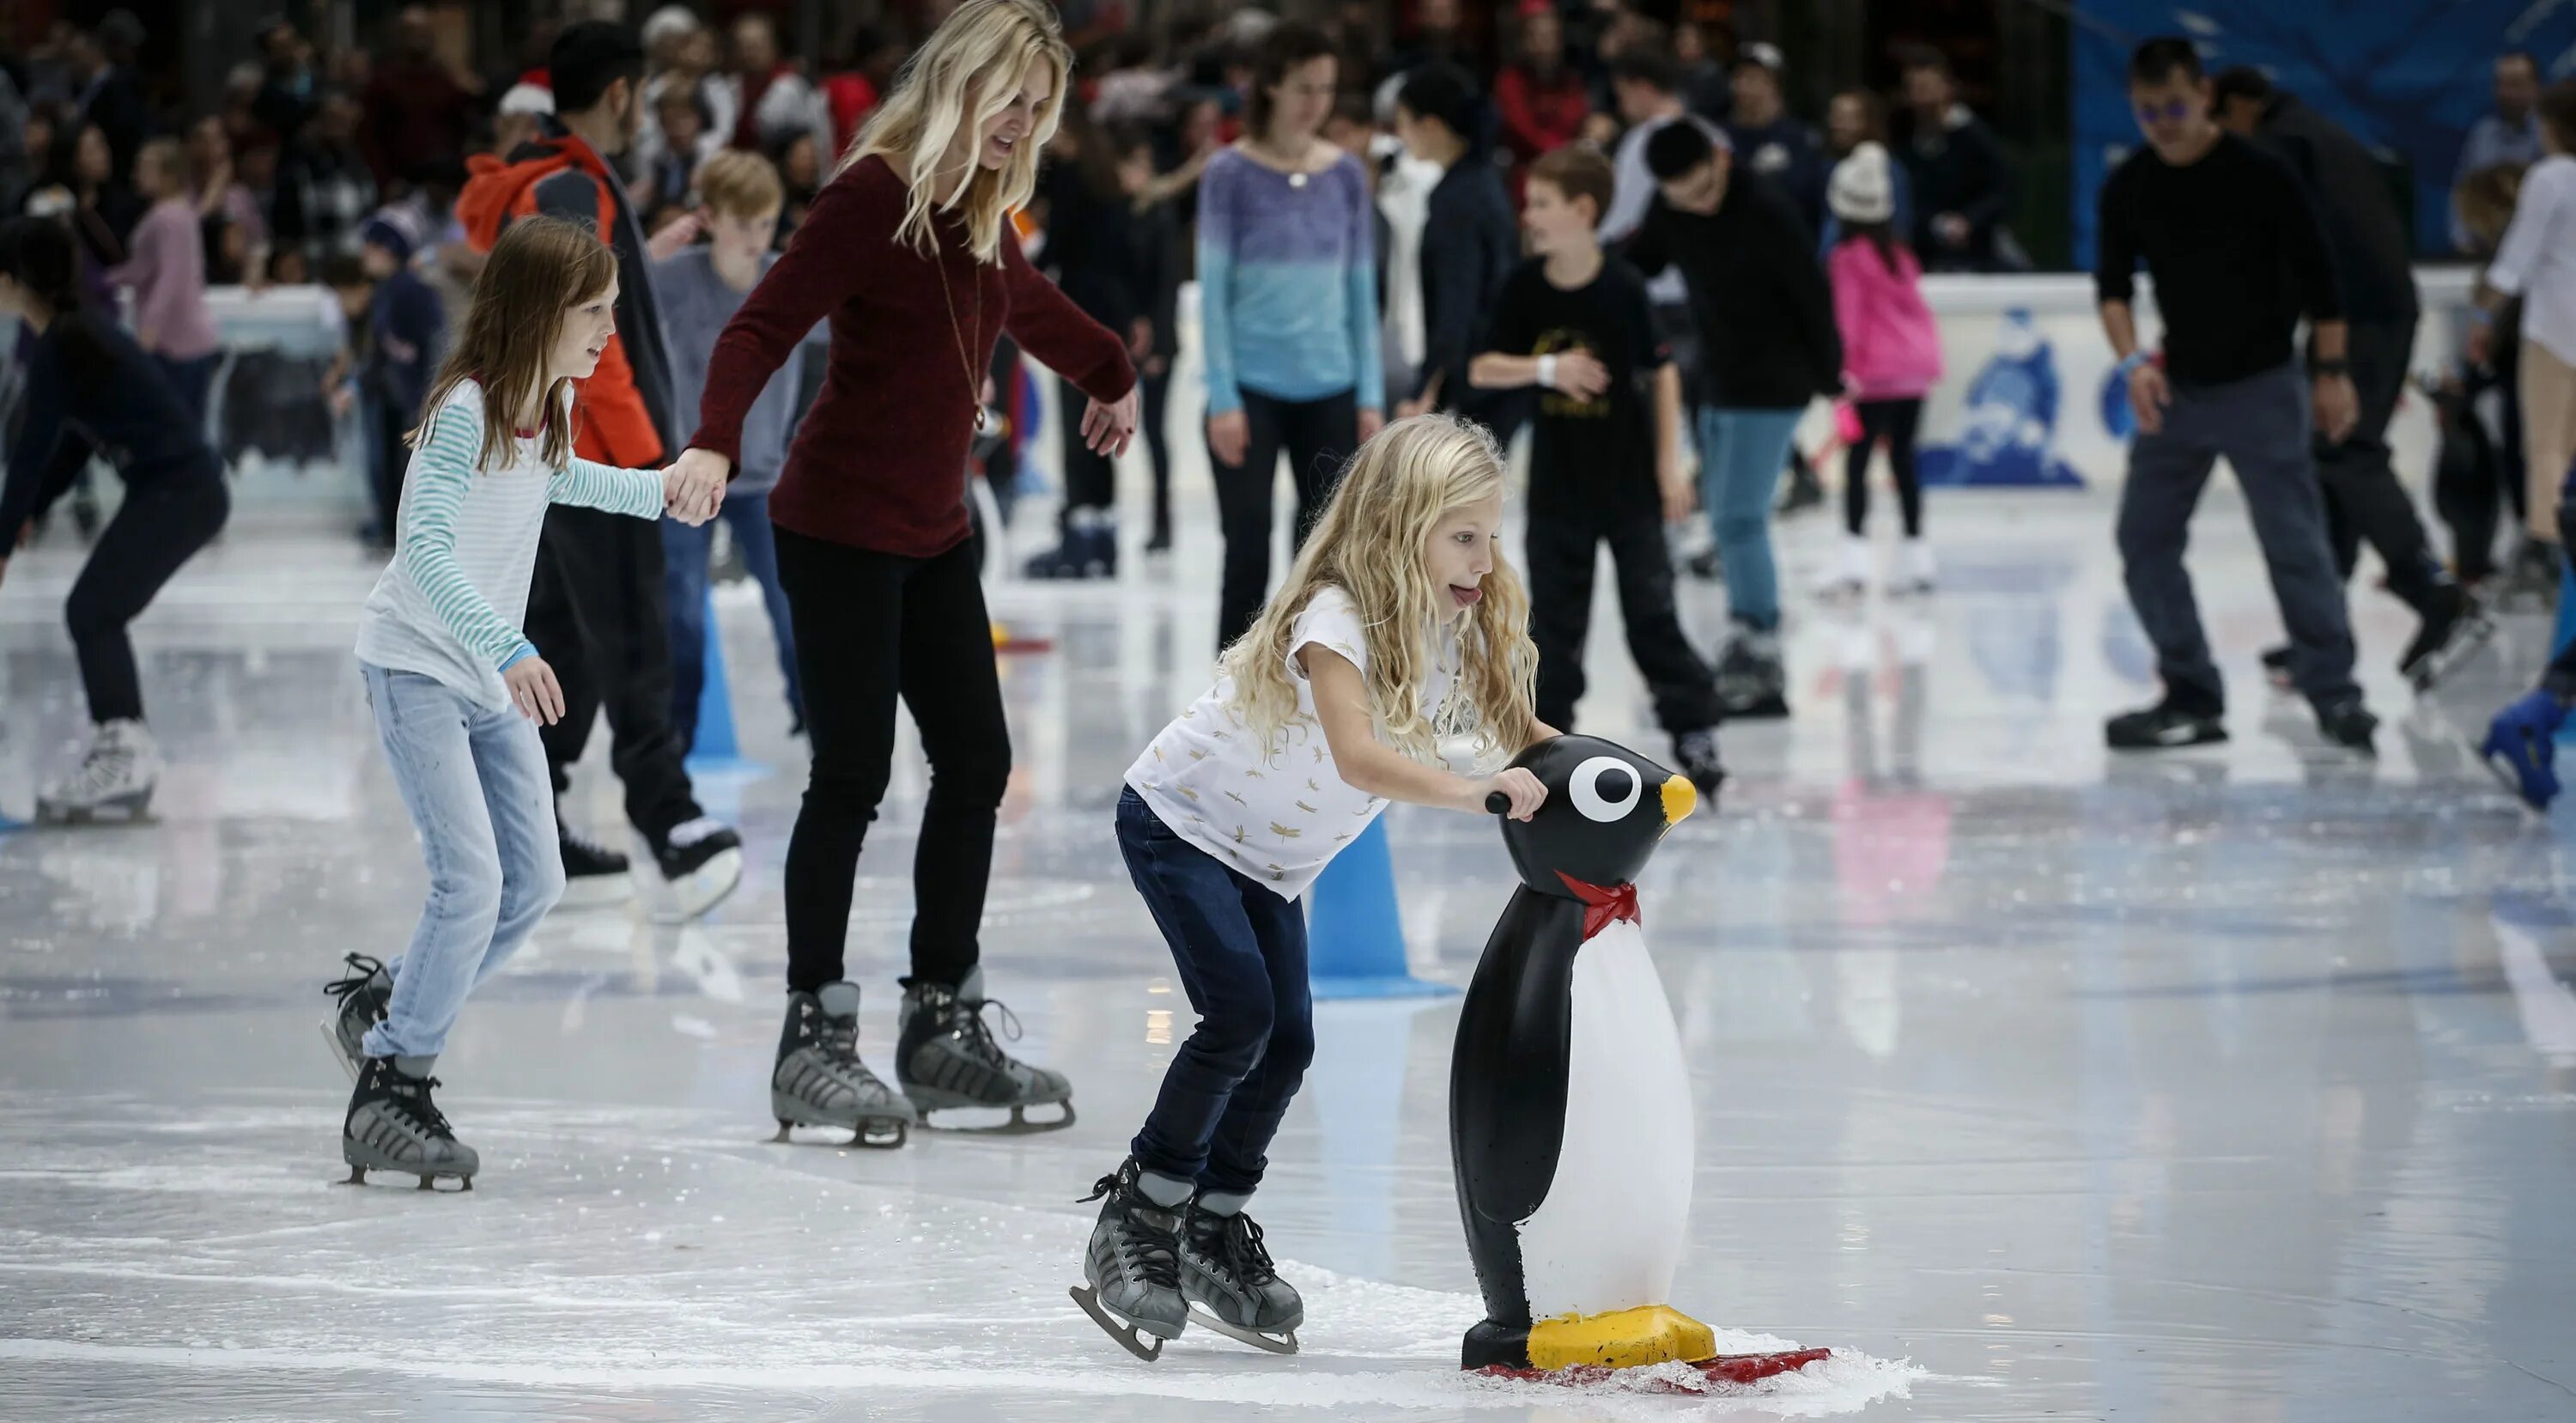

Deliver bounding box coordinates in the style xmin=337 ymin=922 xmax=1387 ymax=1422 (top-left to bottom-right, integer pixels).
xmin=1696 ymin=407 xmax=1805 ymax=631
xmin=361 ymin=663 xmax=567 ymax=1060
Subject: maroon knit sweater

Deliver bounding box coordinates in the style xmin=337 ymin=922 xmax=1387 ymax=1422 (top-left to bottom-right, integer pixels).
xmin=689 ymin=155 xmax=1136 ymax=556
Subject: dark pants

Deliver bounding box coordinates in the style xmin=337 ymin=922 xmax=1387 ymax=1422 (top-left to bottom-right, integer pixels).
xmin=1057 ymin=373 xmax=1115 ymax=518
xmin=2315 ymin=317 xmax=2451 ymax=614
xmin=1140 ymin=364 xmax=1174 ymax=543
xmin=1526 ymin=506 xmax=1723 ymax=736
xmin=369 ymin=395 xmax=410 ymax=543
xmin=153 ymin=353 xmax=218 ymax=430
xmin=1212 ymin=387 xmax=1359 ymax=653
xmin=2547 ymin=480 xmax=2576 ymax=700
xmin=68 ymin=465 xmax=228 ymax=724
xmin=1117 ymin=788 xmax=1314 ymax=1196
xmin=2117 ymin=362 xmax=2359 ymax=713
xmin=1846 ymin=398 xmax=1925 ymax=538
xmin=662 ymin=489 xmax=802 ymax=751
xmin=529 ymin=505 xmax=706 ymax=847
xmin=774 ymin=526 xmax=1008 ymax=992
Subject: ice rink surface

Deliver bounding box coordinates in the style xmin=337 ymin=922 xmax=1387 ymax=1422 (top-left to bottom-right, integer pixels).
xmin=3 ymin=483 xmax=2573 ymax=1421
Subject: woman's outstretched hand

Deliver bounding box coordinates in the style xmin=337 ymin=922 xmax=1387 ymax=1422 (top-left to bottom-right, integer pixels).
xmin=663 ymin=447 xmax=731 ymax=524
xmin=1082 ymin=386 xmax=1140 ymax=457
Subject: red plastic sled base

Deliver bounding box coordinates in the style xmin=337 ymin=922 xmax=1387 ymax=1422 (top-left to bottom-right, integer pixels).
xmin=1476 ymin=1347 xmax=1833 ymax=1393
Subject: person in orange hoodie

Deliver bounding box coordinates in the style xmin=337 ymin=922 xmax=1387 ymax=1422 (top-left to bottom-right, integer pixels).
xmin=455 ymin=21 xmax=743 ymax=918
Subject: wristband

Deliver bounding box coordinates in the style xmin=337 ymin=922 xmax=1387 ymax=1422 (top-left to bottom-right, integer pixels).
xmin=2312 ymin=358 xmax=2351 ymax=378
xmin=2115 ymin=351 xmax=2149 ymax=380
xmin=1535 ymin=354 xmax=1558 ymax=390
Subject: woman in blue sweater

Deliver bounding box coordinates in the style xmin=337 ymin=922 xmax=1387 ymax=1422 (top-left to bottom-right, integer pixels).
xmin=1197 ymin=21 xmax=1385 ymax=652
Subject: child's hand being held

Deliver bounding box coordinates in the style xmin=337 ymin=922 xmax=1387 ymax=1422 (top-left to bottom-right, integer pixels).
xmin=1474 ymin=768 xmax=1547 ymax=822
xmin=504 ymin=656 xmax=567 ymax=725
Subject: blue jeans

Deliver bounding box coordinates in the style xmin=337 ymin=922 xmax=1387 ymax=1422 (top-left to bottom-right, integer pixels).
xmin=1696 ymin=407 xmax=1804 ymax=631
xmin=1117 ymin=788 xmax=1315 ymax=1196
xmin=662 ymin=490 xmax=804 ymax=751
xmin=361 ymin=664 xmax=567 ymax=1060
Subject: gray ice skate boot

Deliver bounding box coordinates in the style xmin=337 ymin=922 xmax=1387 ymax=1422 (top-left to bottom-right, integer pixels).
xmin=1715 ymin=626 xmax=1789 ymax=720
xmin=340 ymin=1056 xmax=477 ymax=1191
xmin=1178 ymin=1197 xmax=1303 ymax=1353
xmin=896 ymin=968 xmax=1074 ymax=1131
xmin=771 ymin=982 xmax=914 ymax=1148
xmin=35 ymin=718 xmax=160 ymax=823
xmin=319 ymin=953 xmax=394 ymax=1081
xmin=1071 ymin=1158 xmax=1191 ymax=1360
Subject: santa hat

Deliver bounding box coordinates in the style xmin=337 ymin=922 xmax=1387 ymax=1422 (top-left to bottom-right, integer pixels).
xmin=500 ymin=69 xmax=553 ymax=119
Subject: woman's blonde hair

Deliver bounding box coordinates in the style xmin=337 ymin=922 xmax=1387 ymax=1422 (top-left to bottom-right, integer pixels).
xmin=838 ymin=0 xmax=1069 ymax=264
xmin=411 ymin=216 xmax=615 ymax=472
xmin=2456 ymin=161 xmax=2527 ymax=255
xmin=1220 ymin=414 xmax=1540 ymax=765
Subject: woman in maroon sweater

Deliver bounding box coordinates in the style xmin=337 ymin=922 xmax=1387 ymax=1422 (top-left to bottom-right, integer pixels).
xmin=671 ymin=0 xmax=1137 ymax=1144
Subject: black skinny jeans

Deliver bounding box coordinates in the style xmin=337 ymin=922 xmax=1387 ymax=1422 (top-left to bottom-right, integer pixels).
xmin=529 ymin=505 xmax=706 ymax=847
xmin=1845 ymin=398 xmax=1925 ymax=538
xmin=1211 ymin=387 xmax=1359 ymax=653
xmin=68 ymin=463 xmax=228 ymax=724
xmin=773 ymin=526 xmax=1009 ymax=993
xmin=2314 ymin=317 xmax=2454 ymax=614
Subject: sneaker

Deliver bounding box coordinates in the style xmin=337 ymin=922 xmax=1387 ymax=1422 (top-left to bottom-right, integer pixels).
xmin=2105 ymin=697 xmax=2227 ymax=751
xmin=2481 ymin=690 xmax=2567 ymax=811
xmin=1814 ymin=536 xmax=1868 ymax=598
xmin=651 ymin=816 xmax=744 ymax=922
xmin=35 ymin=719 xmax=160 ymax=824
xmin=1671 ymin=729 xmax=1727 ymax=798
xmin=2316 ymin=698 xmax=2379 ymax=755
xmin=557 ymin=820 xmax=634 ymax=908
xmin=1715 ymin=629 xmax=1789 ymax=720
xmin=2397 ymin=590 xmax=2496 ymax=690
xmin=1889 ymin=538 xmax=1936 ymax=596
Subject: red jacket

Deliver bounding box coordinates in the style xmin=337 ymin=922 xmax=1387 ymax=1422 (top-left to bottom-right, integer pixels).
xmin=1495 ymin=64 xmax=1589 ymax=167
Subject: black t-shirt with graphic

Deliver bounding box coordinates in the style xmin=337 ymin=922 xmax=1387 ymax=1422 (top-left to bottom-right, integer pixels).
xmin=1485 ymin=255 xmax=1670 ymax=517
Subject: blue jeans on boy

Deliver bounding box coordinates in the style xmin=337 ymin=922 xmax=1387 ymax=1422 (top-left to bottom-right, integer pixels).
xmin=662 ymin=490 xmax=804 ymax=751
xmin=361 ymin=663 xmax=566 ymax=1061
xmin=1696 ymin=406 xmax=1805 ymax=630
xmin=1116 ymin=788 xmax=1315 ymax=1196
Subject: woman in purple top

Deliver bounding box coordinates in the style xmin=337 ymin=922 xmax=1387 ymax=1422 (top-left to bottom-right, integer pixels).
xmin=109 ymin=138 xmax=224 ymax=424
xmin=1196 ymin=21 xmax=1386 ymax=653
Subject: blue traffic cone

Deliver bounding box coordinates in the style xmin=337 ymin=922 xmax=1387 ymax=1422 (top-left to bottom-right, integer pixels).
xmin=2558 ymin=563 xmax=2576 ymax=746
xmin=1305 ymin=817 xmax=1456 ymax=1000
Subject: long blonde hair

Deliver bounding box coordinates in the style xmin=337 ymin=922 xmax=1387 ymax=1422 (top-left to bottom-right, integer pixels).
xmin=838 ymin=0 xmax=1069 ymax=264
xmin=1221 ymin=415 xmax=1540 ymax=765
xmin=411 ymin=216 xmax=614 ymax=472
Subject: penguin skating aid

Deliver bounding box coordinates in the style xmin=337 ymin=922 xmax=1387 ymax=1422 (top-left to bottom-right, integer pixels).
xmin=1450 ymin=736 xmax=1832 ymax=1392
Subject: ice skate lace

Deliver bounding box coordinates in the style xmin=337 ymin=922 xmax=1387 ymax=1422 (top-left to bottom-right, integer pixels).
xmin=1212 ymin=1213 xmax=1279 ymax=1286
xmin=387 ymin=1073 xmax=457 ymax=1141
xmin=45 ymin=744 xmax=136 ymax=800
xmin=945 ymin=994 xmax=1025 ymax=1069
xmin=322 ymin=953 xmax=388 ymax=1006
xmin=1080 ymin=1174 xmax=1182 ymax=1288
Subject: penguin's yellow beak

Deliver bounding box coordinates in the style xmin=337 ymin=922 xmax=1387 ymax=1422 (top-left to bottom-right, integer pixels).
xmin=1661 ymin=773 xmax=1696 ymax=828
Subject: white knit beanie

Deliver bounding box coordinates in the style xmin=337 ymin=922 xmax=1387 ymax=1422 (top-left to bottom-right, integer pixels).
xmin=1828 ymin=141 xmax=1895 ymax=226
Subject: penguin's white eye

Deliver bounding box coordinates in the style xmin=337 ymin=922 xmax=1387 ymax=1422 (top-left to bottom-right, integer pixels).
xmin=1570 ymin=756 xmax=1640 ymax=823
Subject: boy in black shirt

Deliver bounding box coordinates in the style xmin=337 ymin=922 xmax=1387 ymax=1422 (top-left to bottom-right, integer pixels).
xmin=1472 ymin=146 xmax=1726 ymax=793
xmin=2096 ymin=39 xmax=2376 ymax=754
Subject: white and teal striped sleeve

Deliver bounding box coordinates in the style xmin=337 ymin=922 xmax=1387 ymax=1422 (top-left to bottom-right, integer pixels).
xmin=550 ymin=457 xmax=668 ymax=518
xmin=401 ymin=398 xmax=538 ymax=670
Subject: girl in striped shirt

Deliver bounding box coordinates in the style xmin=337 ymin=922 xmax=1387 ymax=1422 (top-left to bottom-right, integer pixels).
xmin=320 ymin=216 xmax=722 ymax=1191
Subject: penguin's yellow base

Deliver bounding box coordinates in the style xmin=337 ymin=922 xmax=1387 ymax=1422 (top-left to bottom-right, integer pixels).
xmin=1526 ymin=1304 xmax=1718 ymax=1371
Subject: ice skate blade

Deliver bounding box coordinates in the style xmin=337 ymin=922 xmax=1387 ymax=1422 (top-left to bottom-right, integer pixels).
xmin=1070 ymin=1285 xmax=1176 ymax=1361
xmin=914 ymin=1100 xmax=1076 ymax=1134
xmin=337 ymin=1165 xmax=472 ymax=1192
xmin=555 ymin=874 xmax=635 ymax=910
xmin=1187 ymin=1305 xmax=1300 ymax=1354
xmin=2481 ymin=749 xmax=2554 ymax=814
xmin=35 ymin=793 xmax=155 ymax=826
xmin=771 ymin=1116 xmax=909 ymax=1149
xmin=318 ymin=1017 xmax=362 ymax=1084
xmin=2406 ymin=613 xmax=2499 ymax=691
xmin=1476 ymin=1347 xmax=1832 ymax=1393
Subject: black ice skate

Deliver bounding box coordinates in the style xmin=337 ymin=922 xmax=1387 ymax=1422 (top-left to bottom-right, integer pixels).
xmin=896 ymin=968 xmax=1074 ymax=1132
xmin=771 ymin=982 xmax=914 ymax=1148
xmin=340 ymin=1056 xmax=477 ymax=1191
xmin=2398 ymin=589 xmax=2497 ymax=691
xmin=1178 ymin=1202 xmax=1303 ymax=1354
xmin=1071 ymin=1159 xmax=1190 ymax=1361
xmin=649 ymin=817 xmax=744 ymax=923
xmin=556 ymin=819 xmax=633 ymax=909
xmin=319 ymin=953 xmax=393 ymax=1082
xmin=1715 ymin=629 xmax=1789 ymax=720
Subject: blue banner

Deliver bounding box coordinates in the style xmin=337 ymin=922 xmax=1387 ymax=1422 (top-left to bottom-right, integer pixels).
xmin=2071 ymin=1 xmax=2576 ymax=269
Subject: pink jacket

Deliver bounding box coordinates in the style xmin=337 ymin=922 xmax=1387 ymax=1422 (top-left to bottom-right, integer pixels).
xmin=1828 ymin=238 xmax=1941 ymax=401
xmin=109 ymin=199 xmax=222 ymax=363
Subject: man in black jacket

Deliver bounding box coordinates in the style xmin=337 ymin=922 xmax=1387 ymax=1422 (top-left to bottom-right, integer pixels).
xmin=1899 ymin=47 xmax=2016 ymax=273
xmin=2215 ymin=66 xmax=2490 ymax=690
xmin=1393 ymin=64 xmax=1520 ymax=436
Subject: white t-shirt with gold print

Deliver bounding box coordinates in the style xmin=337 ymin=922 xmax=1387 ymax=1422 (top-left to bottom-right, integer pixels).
xmin=1124 ymin=585 xmax=1460 ymax=902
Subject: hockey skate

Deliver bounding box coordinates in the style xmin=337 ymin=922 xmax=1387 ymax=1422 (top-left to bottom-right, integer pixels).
xmin=770 ymin=982 xmax=914 ymax=1148
xmin=1178 ymin=1202 xmax=1303 ymax=1354
xmin=340 ymin=1056 xmax=477 ymax=1191
xmin=1071 ymin=1159 xmax=1190 ymax=1361
xmin=35 ymin=719 xmax=159 ymax=824
xmin=319 ymin=953 xmax=394 ymax=1081
xmin=896 ymin=968 xmax=1074 ymax=1132
xmin=648 ymin=817 xmax=744 ymax=923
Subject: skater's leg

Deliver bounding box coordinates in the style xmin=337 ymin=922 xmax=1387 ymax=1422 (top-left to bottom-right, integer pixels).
xmin=2317 ymin=319 xmax=2453 ymax=612
xmin=1606 ymin=514 xmax=1725 ymax=735
xmin=527 ymin=532 xmax=599 ymax=801
xmin=2116 ymin=399 xmax=2226 ymax=713
xmin=1701 ymin=407 xmax=1799 ymax=630
xmin=659 ymin=514 xmax=713 ymax=756
xmin=1212 ymin=392 xmax=1290 ymax=653
xmin=1199 ymin=878 xmax=1313 ymax=1198
xmin=2221 ymin=366 xmax=2363 ymax=712
xmin=723 ymin=495 xmax=803 ymax=724
xmin=775 ymin=526 xmax=911 ymax=992
xmin=1841 ymin=429 xmax=1873 ymax=536
xmin=896 ymin=539 xmax=1010 ymax=987
xmin=1523 ymin=514 xmax=1598 ymax=733
xmin=2519 ymin=338 xmax=2576 ymax=545
xmin=571 ymin=508 xmax=705 ymax=843
xmin=1115 ymin=790 xmax=1285 ymax=1188
xmin=1284 ymin=388 xmax=1361 ymax=557
xmin=64 ymin=467 xmax=228 ymax=724
xmin=1141 ymin=364 xmax=1174 ymax=544
xmin=465 ymin=706 xmax=566 ymax=990
xmin=1868 ymin=398 xmax=1926 ymax=540
xmin=361 ymin=666 xmax=507 ymax=1064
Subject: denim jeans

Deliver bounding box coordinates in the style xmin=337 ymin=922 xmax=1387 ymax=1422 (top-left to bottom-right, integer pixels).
xmin=661 ymin=490 xmax=804 ymax=751
xmin=1696 ymin=406 xmax=1804 ymax=631
xmin=1117 ymin=788 xmax=1315 ymax=1195
xmin=361 ymin=663 xmax=567 ymax=1060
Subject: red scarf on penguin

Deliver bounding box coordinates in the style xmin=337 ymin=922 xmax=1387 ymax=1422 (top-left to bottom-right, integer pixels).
xmin=1555 ymin=872 xmax=1641 ymax=940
